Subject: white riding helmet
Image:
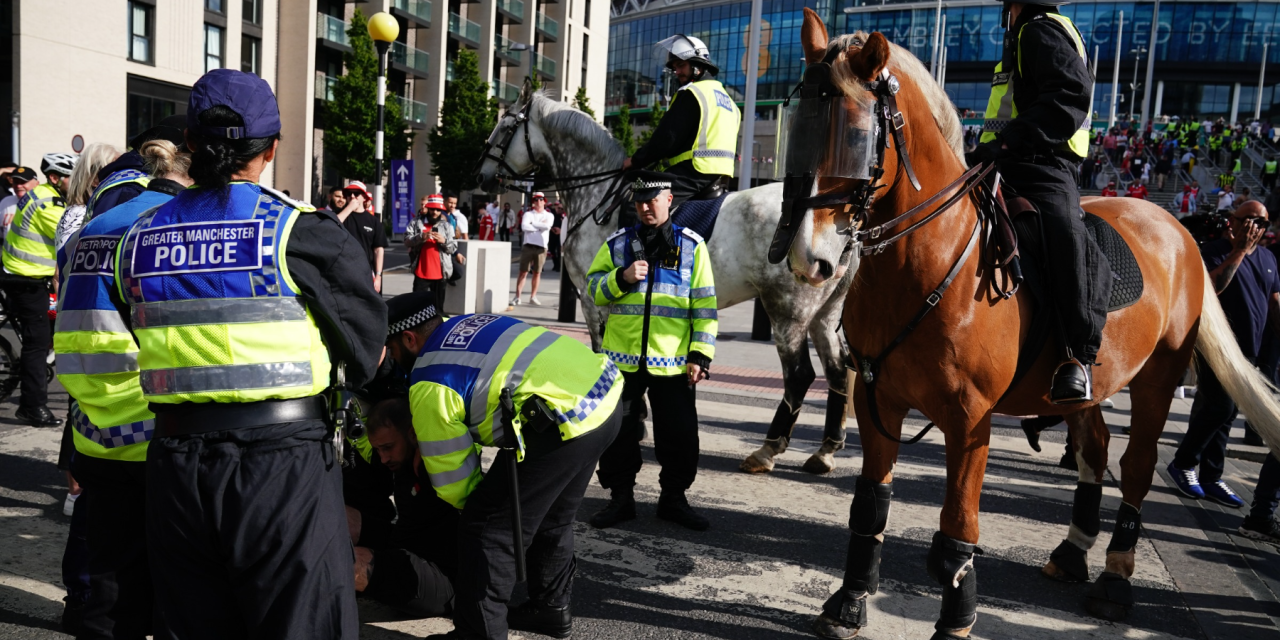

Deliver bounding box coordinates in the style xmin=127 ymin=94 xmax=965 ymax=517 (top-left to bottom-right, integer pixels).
xmin=654 ymin=34 xmax=719 ymax=77
xmin=41 ymin=152 xmax=77 ymax=177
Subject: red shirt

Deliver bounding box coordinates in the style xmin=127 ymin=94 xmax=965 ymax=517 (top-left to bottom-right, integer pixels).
xmin=1127 ymin=184 xmax=1148 ymax=199
xmin=478 ymin=214 xmax=495 ymax=241
xmin=415 ymin=234 xmax=443 ymax=280
xmin=1101 ymin=187 xmax=1118 ymax=197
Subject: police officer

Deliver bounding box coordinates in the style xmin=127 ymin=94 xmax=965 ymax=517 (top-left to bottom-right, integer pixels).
xmin=2 ymin=152 xmax=76 ymax=426
xmin=87 ymin=116 xmax=186 ymax=222
xmin=970 ymin=0 xmax=1107 ymax=403
xmin=621 ymin=35 xmax=740 ymax=205
xmin=586 ymin=170 xmax=718 ymax=530
xmin=54 ymin=137 xmax=192 ymax=639
xmin=381 ymin=291 xmax=622 ymax=640
xmin=1264 ymin=156 xmax=1278 ymax=191
xmin=112 ymin=69 xmax=385 ymax=639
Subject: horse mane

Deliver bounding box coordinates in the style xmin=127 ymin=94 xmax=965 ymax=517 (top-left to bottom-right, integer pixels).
xmin=829 ymin=32 xmax=965 ymax=164
xmin=527 ymin=91 xmax=626 ymax=167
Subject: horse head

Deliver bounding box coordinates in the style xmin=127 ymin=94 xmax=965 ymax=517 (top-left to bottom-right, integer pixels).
xmin=475 ymin=80 xmax=552 ymax=193
xmin=782 ymin=8 xmax=965 ymax=283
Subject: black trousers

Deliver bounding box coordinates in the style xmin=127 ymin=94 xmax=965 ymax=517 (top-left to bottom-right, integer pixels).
xmin=4 ymin=280 xmax=50 ymax=409
xmin=453 ymin=408 xmax=620 ymax=640
xmin=596 ymin=369 xmax=700 ymax=493
xmin=499 ymin=227 xmax=510 ymax=242
xmin=1174 ymin=355 xmax=1242 ymax=484
xmin=999 ymin=156 xmax=1110 ymax=363
xmin=413 ymin=276 xmax=447 ymax=311
xmin=1252 ymin=454 xmax=1280 ymax=520
xmin=146 ymin=418 xmax=357 ymax=640
xmin=72 ymin=456 xmax=151 ymax=640
xmin=365 ymin=548 xmax=454 ymax=618
xmin=665 ymin=160 xmax=722 ymax=208
xmin=63 ymin=470 xmax=91 ymax=605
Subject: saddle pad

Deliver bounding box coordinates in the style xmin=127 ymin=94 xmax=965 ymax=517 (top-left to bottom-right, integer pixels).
xmin=1084 ymin=213 xmax=1143 ymax=312
xmin=671 ymin=192 xmax=730 ymax=243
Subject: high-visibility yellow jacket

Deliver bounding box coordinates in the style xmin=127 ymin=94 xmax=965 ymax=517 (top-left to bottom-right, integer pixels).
xmin=586 ymin=223 xmax=717 ymax=376
xmin=4 ymin=183 xmax=65 ymax=277
xmin=409 ymin=314 xmax=623 ymax=508
xmin=667 ymin=79 xmax=740 ymax=176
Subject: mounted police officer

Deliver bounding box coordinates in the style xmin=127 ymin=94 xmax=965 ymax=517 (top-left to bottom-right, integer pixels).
xmin=969 ymin=0 xmax=1108 ymax=404
xmin=112 ymin=69 xmax=386 ymax=639
xmin=586 ymin=170 xmax=718 ymax=531
xmin=621 ymin=35 xmax=741 ymax=205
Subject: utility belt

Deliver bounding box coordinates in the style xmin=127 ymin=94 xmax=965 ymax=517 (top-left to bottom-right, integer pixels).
xmin=151 ymin=395 xmax=328 ymax=438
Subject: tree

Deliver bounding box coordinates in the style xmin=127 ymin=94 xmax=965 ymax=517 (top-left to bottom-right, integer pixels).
xmin=611 ymin=104 xmax=636 ymax=156
xmin=573 ymin=87 xmax=596 ymax=121
xmin=529 ymin=73 xmax=543 ymax=93
xmin=427 ymin=49 xmax=499 ymax=195
xmin=635 ymin=99 xmax=668 ymax=170
xmin=323 ymin=9 xmax=413 ymax=184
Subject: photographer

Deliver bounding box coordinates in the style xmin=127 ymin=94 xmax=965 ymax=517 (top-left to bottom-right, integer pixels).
xmin=336 ymin=182 xmax=388 ymax=293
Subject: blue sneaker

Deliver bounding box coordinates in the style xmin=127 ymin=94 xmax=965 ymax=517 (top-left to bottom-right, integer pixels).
xmin=1167 ymin=462 xmax=1205 ymax=499
xmin=1203 ymin=480 xmax=1245 ymax=508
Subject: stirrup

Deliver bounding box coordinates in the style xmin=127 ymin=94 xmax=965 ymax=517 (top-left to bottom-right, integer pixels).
xmin=1050 ymin=359 xmax=1092 ymax=405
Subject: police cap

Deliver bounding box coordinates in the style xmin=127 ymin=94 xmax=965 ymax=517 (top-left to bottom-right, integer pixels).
xmin=628 ymin=169 xmax=675 ymax=203
xmin=386 ymin=290 xmax=440 ymax=337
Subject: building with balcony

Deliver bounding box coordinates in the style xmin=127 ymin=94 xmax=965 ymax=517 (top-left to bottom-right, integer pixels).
xmin=2 ymin=0 xmax=607 ymax=205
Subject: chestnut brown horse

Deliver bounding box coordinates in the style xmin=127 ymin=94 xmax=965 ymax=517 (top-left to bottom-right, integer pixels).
xmin=786 ymin=9 xmax=1280 ymax=640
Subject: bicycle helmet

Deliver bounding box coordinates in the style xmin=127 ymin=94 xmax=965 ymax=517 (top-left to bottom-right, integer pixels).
xmin=654 ymin=35 xmax=719 ymax=77
xmin=41 ymin=152 xmax=77 ymax=177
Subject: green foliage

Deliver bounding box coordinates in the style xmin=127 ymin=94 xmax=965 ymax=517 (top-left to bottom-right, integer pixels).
xmin=573 ymin=87 xmax=596 ymax=121
xmin=529 ymin=73 xmax=543 ymax=93
xmin=611 ymin=104 xmax=636 ymax=156
xmin=636 ymin=100 xmax=668 ymax=170
xmin=427 ymin=49 xmax=499 ymax=194
xmin=322 ymin=9 xmax=413 ymax=184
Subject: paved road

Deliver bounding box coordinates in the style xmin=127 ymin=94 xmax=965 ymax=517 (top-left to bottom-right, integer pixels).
xmin=0 ymin=252 xmax=1277 ymax=639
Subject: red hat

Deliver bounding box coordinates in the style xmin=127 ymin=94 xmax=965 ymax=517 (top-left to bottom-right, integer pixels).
xmin=346 ymin=181 xmax=371 ymax=197
xmin=532 ymin=191 xmax=546 ymax=201
xmin=425 ymin=193 xmax=445 ymax=210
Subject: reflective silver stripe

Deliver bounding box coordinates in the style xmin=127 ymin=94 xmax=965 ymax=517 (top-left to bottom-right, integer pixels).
xmin=466 ymin=323 xmax=534 ymax=428
xmin=691 ymin=308 xmax=717 ymax=319
xmin=610 ymin=304 xmax=695 ymax=319
xmin=691 ymin=286 xmax=716 ymax=298
xmin=57 ymin=351 xmax=139 ymax=375
xmin=132 ymin=298 xmax=309 ymax=328
xmin=140 ymin=361 xmax=313 ymax=395
xmin=416 ymin=350 xmax=488 ymax=370
xmin=650 ymin=282 xmax=690 ymax=297
xmin=690 ymin=85 xmax=712 ymax=154
xmin=5 ymin=245 xmax=56 ymax=267
xmin=489 ymin=330 xmax=560 ymax=446
xmin=692 ymin=331 xmax=717 ymax=345
xmin=610 ymin=304 xmax=649 ymax=316
xmin=693 ymin=150 xmax=735 ymax=158
xmin=9 ymin=226 xmax=54 ymax=246
xmin=429 ymin=452 xmax=480 ymax=486
xmin=418 ymin=432 xmax=478 ymax=458
xmin=56 ymin=309 xmax=129 ymax=334
xmin=609 ymin=235 xmax=627 ymax=269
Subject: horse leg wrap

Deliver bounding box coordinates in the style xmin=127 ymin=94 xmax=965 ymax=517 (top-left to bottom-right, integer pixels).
xmin=1048 ymin=482 xmax=1103 ymax=582
xmin=927 ymin=532 xmax=980 ymax=633
xmin=818 ymin=589 xmax=869 ymax=633
xmin=765 ymin=364 xmax=815 ymax=441
xmin=843 ymin=477 xmax=892 ymax=593
xmin=1105 ymin=502 xmax=1142 ymax=554
xmin=823 ymin=387 xmax=849 ymax=444
xmin=765 ymin=400 xmax=802 ymax=442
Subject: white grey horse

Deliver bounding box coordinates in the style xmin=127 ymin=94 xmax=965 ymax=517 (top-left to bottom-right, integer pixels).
xmin=475 ymin=87 xmax=857 ymax=473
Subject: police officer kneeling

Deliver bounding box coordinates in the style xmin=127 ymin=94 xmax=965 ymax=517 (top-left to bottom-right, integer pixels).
xmin=382 ymin=291 xmax=622 ymax=640
xmin=586 ymin=170 xmax=718 ymax=531
xmin=113 ymin=70 xmax=386 ymax=639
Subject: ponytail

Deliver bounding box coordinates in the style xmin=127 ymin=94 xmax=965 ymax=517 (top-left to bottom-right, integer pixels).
xmin=186 ymin=105 xmax=279 ymax=191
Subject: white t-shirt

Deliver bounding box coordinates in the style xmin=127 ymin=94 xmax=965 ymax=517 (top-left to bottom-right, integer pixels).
xmin=450 ymin=210 xmax=469 ymax=237
xmin=0 ymin=194 xmax=19 ymax=242
xmin=1217 ymin=191 xmax=1235 ymax=211
xmin=521 ymin=209 xmax=554 ymax=247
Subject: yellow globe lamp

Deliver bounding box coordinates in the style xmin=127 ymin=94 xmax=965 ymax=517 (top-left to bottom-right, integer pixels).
xmin=367 ymin=12 xmax=400 ymax=43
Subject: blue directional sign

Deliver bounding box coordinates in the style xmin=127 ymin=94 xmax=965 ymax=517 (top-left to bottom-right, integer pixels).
xmin=391 ymin=159 xmax=414 ymax=235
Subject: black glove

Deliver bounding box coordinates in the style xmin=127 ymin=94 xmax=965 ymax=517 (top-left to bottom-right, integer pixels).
xmin=965 ymin=141 xmax=1001 ymax=168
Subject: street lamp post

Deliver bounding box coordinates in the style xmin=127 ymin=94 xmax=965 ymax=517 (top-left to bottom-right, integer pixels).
xmin=1129 ymin=47 xmax=1146 ymax=122
xmin=368 ymin=12 xmax=399 ymax=223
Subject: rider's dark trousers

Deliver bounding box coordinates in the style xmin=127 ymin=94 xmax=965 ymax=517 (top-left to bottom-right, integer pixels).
xmin=999 ymin=155 xmax=1110 ymax=363
xmin=665 ymin=160 xmax=724 ymax=208
xmin=596 ymin=369 xmax=700 ymax=493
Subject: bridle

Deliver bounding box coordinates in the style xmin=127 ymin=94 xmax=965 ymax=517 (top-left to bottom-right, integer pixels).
xmin=475 ymin=100 xmax=539 ymax=185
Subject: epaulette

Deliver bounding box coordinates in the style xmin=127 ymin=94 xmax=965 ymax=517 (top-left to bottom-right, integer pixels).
xmin=606 ymin=228 xmax=628 ymax=241
xmin=258 ymin=184 xmax=316 ymax=212
xmin=680 ymin=227 xmax=705 ymax=243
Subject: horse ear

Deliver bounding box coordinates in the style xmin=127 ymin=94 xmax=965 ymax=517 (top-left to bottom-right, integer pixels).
xmin=520 ymin=77 xmax=534 ymax=102
xmin=846 ymin=32 xmax=891 ymax=82
xmin=801 ymin=7 xmax=829 ymax=65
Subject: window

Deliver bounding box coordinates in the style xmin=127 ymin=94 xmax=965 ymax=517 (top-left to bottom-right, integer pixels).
xmin=127 ymin=75 xmax=190 ymax=142
xmin=205 ymin=0 xmax=224 ymax=13
xmin=584 ymin=0 xmax=590 ymax=28
xmin=128 ymin=1 xmax=153 ymax=64
xmin=243 ymin=0 xmax=261 ymax=25
xmin=241 ymin=35 xmax=260 ymax=74
xmin=204 ymin=24 xmax=224 ymax=72
xmin=581 ymin=33 xmax=589 ymax=88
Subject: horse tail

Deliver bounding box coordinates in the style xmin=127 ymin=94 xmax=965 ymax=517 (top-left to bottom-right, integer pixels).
xmin=1195 ymin=271 xmax=1280 ymax=460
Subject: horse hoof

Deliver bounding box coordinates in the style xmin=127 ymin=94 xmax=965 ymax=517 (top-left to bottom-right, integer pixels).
xmin=802 ymin=452 xmax=836 ymax=474
xmin=1042 ymin=541 xmax=1090 ymax=583
xmin=1041 ymin=560 xmax=1087 ymax=583
xmin=811 ymin=614 xmax=860 ymax=639
xmin=740 ymin=439 xmax=787 ymax=474
xmin=1083 ymin=571 xmax=1133 ymax=622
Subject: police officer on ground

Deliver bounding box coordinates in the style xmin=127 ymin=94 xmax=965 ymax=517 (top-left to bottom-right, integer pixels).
xmin=586 ymin=170 xmax=718 ymax=531
xmin=969 ymin=0 xmax=1108 ymax=403
xmin=2 ymin=152 xmax=77 ymax=426
xmin=112 ymin=69 xmax=386 ymax=639
xmin=381 ymin=291 xmax=623 ymax=639
xmin=621 ymin=36 xmax=741 ymax=205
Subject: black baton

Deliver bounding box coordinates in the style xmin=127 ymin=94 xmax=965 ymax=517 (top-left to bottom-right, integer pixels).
xmin=499 ymin=387 xmax=527 ymax=583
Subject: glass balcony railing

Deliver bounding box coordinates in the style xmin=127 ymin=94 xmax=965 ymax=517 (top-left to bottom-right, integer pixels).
xmin=533 ymin=52 xmax=556 ymax=78
xmin=315 ymin=74 xmax=338 ymax=101
xmin=390 ymin=41 xmax=431 ymax=76
xmin=448 ymin=13 xmax=481 ymax=43
xmin=446 ymin=61 xmax=456 ymax=81
xmin=535 ymin=12 xmax=558 ymax=39
xmin=496 ymin=0 xmax=524 ymax=21
xmin=399 ymin=95 xmax=429 ymax=126
xmin=316 ymin=13 xmax=350 ymax=46
xmin=496 ymin=34 xmax=523 ymax=64
xmin=492 ymin=80 xmax=520 ymax=104
xmin=391 ymin=0 xmax=431 ymax=23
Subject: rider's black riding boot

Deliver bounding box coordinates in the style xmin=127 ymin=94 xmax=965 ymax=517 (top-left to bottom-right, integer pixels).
xmin=1051 ymin=360 xmax=1092 ymax=404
